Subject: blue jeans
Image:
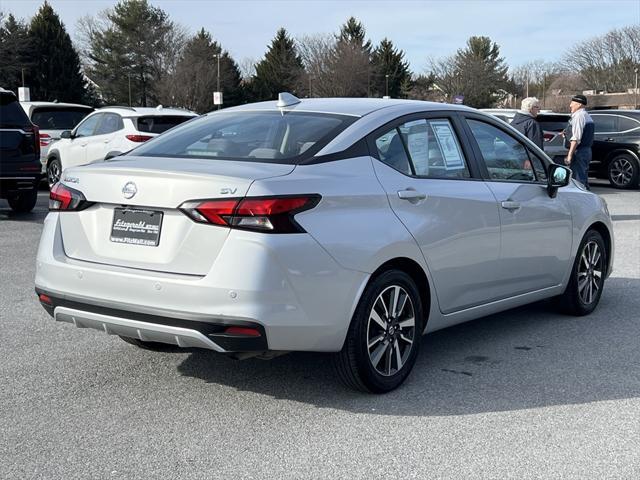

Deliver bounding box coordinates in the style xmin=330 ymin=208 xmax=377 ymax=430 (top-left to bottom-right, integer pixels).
xmin=571 ymin=148 xmax=591 ymax=188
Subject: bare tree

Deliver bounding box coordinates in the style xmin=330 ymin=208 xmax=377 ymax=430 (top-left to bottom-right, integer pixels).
xmin=297 ymin=33 xmax=334 ymax=97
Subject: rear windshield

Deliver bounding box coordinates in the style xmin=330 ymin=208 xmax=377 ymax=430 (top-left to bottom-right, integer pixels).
xmin=31 ymin=107 xmax=93 ymax=130
xmin=136 ymin=115 xmax=196 ymax=134
xmin=537 ymin=115 xmax=570 ymax=132
xmin=130 ymin=111 xmax=357 ymax=164
xmin=0 ymin=93 xmax=31 ymax=128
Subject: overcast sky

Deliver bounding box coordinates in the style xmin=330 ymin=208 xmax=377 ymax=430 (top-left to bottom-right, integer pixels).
xmin=2 ymin=0 xmax=638 ymax=73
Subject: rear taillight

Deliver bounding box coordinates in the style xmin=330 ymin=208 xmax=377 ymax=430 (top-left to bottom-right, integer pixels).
xmin=179 ymin=195 xmax=320 ymax=233
xmin=543 ymin=132 xmax=555 ymax=142
xmin=39 ymin=132 xmax=52 ymax=147
xmin=49 ymin=183 xmax=93 ymax=211
xmin=126 ymin=134 xmax=154 ymax=142
xmin=26 ymin=125 xmax=41 ymax=157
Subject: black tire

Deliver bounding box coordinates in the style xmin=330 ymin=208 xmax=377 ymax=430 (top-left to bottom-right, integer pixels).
xmin=555 ymin=230 xmax=607 ymax=316
xmin=7 ymin=188 xmax=38 ymax=213
xmin=607 ymin=153 xmax=639 ymax=189
xmin=47 ymin=157 xmax=61 ymax=187
xmin=333 ymin=270 xmax=424 ymax=393
xmin=118 ymin=335 xmax=178 ymax=351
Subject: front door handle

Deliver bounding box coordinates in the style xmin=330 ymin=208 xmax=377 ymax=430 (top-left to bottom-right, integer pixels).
xmin=501 ymin=201 xmax=521 ymax=211
xmin=397 ymin=189 xmax=427 ymax=202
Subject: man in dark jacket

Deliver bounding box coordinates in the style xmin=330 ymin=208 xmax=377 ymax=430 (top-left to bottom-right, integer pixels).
xmin=511 ymin=97 xmax=543 ymax=149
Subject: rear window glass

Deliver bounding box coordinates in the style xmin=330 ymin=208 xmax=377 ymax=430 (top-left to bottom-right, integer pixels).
xmin=1 ymin=93 xmax=30 ymax=128
xmin=136 ymin=115 xmax=195 ymax=134
xmin=131 ymin=111 xmax=356 ymax=164
xmin=537 ymin=115 xmax=569 ymax=132
xmin=31 ymin=107 xmax=93 ymax=130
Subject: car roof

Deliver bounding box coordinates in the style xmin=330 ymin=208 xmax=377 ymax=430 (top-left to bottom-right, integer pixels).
xmin=97 ymin=106 xmax=197 ymax=117
xmin=221 ymin=97 xmax=476 ymax=118
xmin=590 ymin=110 xmax=640 ymax=117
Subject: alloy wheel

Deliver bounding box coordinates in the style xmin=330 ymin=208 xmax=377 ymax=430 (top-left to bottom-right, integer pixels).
xmin=577 ymin=240 xmax=603 ymax=305
xmin=47 ymin=161 xmax=61 ymax=187
xmin=366 ymin=285 xmax=416 ymax=377
xmin=609 ymin=157 xmax=634 ymax=187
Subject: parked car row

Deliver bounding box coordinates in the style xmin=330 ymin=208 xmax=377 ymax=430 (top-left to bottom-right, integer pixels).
xmin=483 ymin=108 xmax=640 ymax=189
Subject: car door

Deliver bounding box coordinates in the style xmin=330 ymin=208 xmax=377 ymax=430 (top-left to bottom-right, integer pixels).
xmin=86 ymin=113 xmax=124 ymax=163
xmin=65 ymin=113 xmax=103 ymax=168
xmin=462 ymin=114 xmax=573 ymax=297
xmin=368 ymin=113 xmax=502 ymax=314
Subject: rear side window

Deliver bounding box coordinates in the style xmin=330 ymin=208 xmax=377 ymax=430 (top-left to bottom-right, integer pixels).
xmin=95 ymin=113 xmax=124 ymax=135
xmin=131 ymin=111 xmax=356 ymax=164
xmin=592 ymin=115 xmax=618 ymax=133
xmin=136 ymin=115 xmax=195 ymax=134
xmin=374 ymin=118 xmax=470 ymax=179
xmin=31 ymin=107 xmax=93 ymax=130
xmin=0 ymin=93 xmax=31 ymax=128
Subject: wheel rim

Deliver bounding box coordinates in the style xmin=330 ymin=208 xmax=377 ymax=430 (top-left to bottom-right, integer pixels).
xmin=48 ymin=161 xmax=60 ymax=186
xmin=577 ymin=240 xmax=603 ymax=305
xmin=609 ymin=157 xmax=634 ymax=187
xmin=366 ymin=285 xmax=416 ymax=377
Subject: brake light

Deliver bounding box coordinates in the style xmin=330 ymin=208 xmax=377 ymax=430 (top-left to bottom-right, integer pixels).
xmin=49 ymin=183 xmax=93 ymax=211
xmin=126 ymin=134 xmax=154 ymax=142
xmin=543 ymin=132 xmax=555 ymax=142
xmin=40 ymin=132 xmax=52 ymax=147
xmin=25 ymin=125 xmax=41 ymax=157
xmin=179 ymin=195 xmax=320 ymax=233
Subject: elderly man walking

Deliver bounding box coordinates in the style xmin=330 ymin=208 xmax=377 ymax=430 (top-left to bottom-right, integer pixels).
xmin=511 ymin=97 xmax=543 ymax=149
xmin=564 ymin=94 xmax=594 ymax=188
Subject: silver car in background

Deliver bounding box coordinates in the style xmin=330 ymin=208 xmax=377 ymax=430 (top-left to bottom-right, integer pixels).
xmin=35 ymin=95 xmax=614 ymax=392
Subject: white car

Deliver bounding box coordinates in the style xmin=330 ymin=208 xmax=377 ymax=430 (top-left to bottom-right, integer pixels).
xmin=20 ymin=101 xmax=94 ymax=174
xmin=36 ymin=94 xmax=613 ymax=392
xmin=45 ymin=106 xmax=197 ymax=186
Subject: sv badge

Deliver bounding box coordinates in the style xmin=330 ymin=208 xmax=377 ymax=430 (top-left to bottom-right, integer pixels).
xmin=220 ymin=187 xmax=237 ymax=195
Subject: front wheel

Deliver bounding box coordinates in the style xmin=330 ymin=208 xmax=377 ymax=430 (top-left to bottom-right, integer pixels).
xmin=333 ymin=270 xmax=423 ymax=393
xmin=555 ymin=230 xmax=607 ymax=316
xmin=47 ymin=158 xmax=61 ymax=187
xmin=607 ymin=154 xmax=639 ymax=189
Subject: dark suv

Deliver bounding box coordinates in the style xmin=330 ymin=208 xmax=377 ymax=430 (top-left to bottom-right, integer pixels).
xmin=0 ymin=88 xmax=42 ymax=212
xmin=590 ymin=110 xmax=640 ymax=189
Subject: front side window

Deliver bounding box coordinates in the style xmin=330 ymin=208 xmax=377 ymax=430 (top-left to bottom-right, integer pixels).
xmin=467 ymin=119 xmax=540 ymax=182
xmin=75 ymin=114 xmax=102 ymax=138
xmin=374 ymin=118 xmax=470 ymax=179
xmin=130 ymin=111 xmax=355 ymax=164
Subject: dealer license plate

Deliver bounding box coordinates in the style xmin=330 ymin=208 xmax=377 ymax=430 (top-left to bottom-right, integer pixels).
xmin=110 ymin=208 xmax=163 ymax=246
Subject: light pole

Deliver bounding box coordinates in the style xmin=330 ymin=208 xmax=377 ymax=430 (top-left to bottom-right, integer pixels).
xmin=635 ymin=67 xmax=638 ymax=110
xmin=214 ymin=54 xmax=221 ymax=110
xmin=385 ymin=74 xmax=389 ymax=97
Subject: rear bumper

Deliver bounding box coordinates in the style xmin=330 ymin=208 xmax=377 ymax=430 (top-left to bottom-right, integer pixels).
xmin=0 ymin=176 xmax=40 ymax=198
xmin=36 ymin=288 xmax=268 ymax=352
xmin=35 ymin=212 xmax=368 ymax=352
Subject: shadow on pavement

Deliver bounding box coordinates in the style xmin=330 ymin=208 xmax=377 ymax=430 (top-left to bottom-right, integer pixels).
xmin=177 ymin=276 xmax=640 ymax=416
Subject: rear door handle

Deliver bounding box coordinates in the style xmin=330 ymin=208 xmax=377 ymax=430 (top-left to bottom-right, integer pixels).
xmin=397 ymin=189 xmax=427 ymax=202
xmin=501 ymin=201 xmax=521 ymax=211
xmin=604 ymin=138 xmax=615 ymax=142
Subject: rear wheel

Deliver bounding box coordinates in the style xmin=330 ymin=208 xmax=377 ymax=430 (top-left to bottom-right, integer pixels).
xmin=333 ymin=270 xmax=423 ymax=393
xmin=7 ymin=188 xmax=37 ymax=213
xmin=607 ymin=154 xmax=639 ymax=189
xmin=47 ymin=158 xmax=61 ymax=187
xmin=555 ymin=230 xmax=607 ymax=316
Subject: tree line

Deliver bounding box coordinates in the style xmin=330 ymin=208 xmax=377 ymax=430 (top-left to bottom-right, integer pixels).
xmin=1 ymin=0 xmax=638 ymax=112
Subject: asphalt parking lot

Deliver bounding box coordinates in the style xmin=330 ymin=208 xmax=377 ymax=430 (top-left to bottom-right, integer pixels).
xmin=1 ymin=181 xmax=639 ymax=479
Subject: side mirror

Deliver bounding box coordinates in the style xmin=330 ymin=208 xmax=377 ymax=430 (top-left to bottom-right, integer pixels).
xmin=60 ymin=130 xmax=73 ymax=139
xmin=547 ymin=164 xmax=572 ymax=198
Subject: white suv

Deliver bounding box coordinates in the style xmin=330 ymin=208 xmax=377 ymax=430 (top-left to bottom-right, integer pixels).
xmin=45 ymin=106 xmax=197 ymax=186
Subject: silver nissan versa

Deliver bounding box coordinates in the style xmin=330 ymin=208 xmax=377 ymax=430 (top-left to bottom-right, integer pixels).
xmin=35 ymin=94 xmax=614 ymax=392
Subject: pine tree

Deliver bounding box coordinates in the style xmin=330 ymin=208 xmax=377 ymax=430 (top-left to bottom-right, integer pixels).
xmin=85 ymin=0 xmax=182 ymax=106
xmin=252 ymin=28 xmax=305 ymax=101
xmin=0 ymin=14 xmax=33 ymax=93
xmin=26 ymin=2 xmax=88 ymax=103
xmin=165 ymin=28 xmax=244 ymax=112
xmin=370 ymin=38 xmax=412 ymax=98
xmin=453 ymin=36 xmax=509 ymax=108
xmin=328 ymin=17 xmax=372 ymax=97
